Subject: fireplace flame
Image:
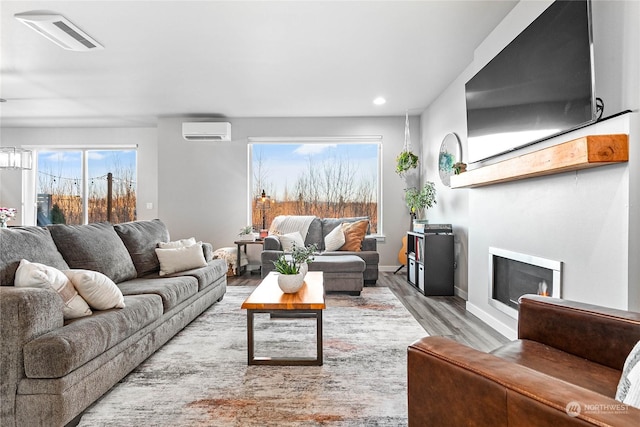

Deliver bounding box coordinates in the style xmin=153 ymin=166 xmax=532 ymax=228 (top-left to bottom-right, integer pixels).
xmin=538 ymin=280 xmax=549 ymax=297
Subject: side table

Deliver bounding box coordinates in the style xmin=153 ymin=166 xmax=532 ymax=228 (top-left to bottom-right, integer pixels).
xmin=233 ymin=239 xmax=264 ymax=276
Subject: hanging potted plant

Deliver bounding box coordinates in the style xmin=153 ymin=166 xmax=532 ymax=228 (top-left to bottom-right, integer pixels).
xmin=395 ymin=112 xmax=419 ymax=177
xmin=396 ymin=151 xmax=419 ymax=176
xmin=404 ymin=182 xmax=437 ymax=220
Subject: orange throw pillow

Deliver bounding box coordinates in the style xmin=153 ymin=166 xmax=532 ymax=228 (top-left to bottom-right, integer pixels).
xmin=339 ymin=220 xmax=369 ymax=252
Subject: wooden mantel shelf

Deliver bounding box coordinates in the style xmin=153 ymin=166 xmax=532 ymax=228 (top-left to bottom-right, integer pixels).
xmin=450 ymin=134 xmax=629 ymax=189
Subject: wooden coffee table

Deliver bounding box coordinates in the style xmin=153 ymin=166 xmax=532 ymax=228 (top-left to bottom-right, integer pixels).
xmin=241 ymin=271 xmax=325 ymax=366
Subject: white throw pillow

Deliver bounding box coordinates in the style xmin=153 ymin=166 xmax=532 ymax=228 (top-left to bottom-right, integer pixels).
xmin=158 ymin=237 xmax=197 ymax=249
xmin=155 ymin=241 xmax=207 ymax=276
xmin=616 ymin=340 xmax=640 ymax=409
xmin=324 ymin=225 xmax=346 ymax=251
xmin=14 ymin=259 xmax=92 ymax=319
xmin=279 ymin=232 xmax=305 ymax=252
xmin=64 ymin=269 xmax=125 ymax=310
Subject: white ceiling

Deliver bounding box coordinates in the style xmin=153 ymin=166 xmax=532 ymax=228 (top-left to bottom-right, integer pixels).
xmin=0 ymin=1 xmax=518 ymax=128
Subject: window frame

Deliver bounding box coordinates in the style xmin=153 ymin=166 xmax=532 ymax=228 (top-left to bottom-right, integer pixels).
xmin=247 ymin=136 xmax=383 ymax=236
xmin=23 ymin=145 xmax=137 ymax=226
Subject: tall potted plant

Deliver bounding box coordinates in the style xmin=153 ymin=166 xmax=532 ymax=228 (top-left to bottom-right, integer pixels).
xmin=404 ymin=182 xmax=437 ymax=221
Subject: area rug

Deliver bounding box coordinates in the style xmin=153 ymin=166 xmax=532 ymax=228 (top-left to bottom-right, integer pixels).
xmin=77 ymin=286 xmax=426 ymax=426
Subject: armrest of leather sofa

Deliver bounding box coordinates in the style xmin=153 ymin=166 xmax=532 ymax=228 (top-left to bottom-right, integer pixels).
xmin=408 ymin=336 xmax=640 ymax=427
xmin=518 ymin=295 xmax=640 ymax=370
xmin=0 ymin=287 xmax=64 ymax=426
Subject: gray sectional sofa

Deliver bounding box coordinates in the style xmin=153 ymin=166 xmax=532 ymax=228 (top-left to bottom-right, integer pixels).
xmin=261 ymin=216 xmax=379 ymax=292
xmin=0 ymin=219 xmax=227 ymax=427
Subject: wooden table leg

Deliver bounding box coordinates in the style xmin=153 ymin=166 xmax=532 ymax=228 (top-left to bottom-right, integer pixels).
xmin=236 ymin=242 xmax=242 ymax=276
xmin=246 ymin=309 xmax=323 ymax=366
xmin=247 ymin=310 xmax=255 ymax=364
xmin=316 ymin=309 xmax=323 ymax=364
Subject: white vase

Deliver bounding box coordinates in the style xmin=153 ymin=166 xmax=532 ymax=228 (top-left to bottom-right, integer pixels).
xmin=299 ymin=263 xmax=308 ymax=277
xmin=277 ymin=273 xmax=305 ymax=293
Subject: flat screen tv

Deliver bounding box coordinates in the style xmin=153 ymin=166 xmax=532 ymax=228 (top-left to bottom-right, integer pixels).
xmin=465 ymin=0 xmax=595 ymax=163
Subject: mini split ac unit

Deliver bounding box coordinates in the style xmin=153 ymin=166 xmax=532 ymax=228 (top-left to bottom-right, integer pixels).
xmin=182 ymin=122 xmax=232 ymax=141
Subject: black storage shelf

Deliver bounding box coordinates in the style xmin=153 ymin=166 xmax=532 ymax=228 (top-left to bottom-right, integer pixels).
xmin=406 ymin=229 xmax=454 ymax=296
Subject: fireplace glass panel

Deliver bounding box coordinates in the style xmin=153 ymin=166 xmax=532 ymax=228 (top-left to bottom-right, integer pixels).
xmin=493 ymin=255 xmax=554 ymax=310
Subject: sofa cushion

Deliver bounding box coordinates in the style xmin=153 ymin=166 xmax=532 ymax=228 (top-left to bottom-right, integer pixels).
xmin=167 ymin=259 xmax=227 ymax=291
xmin=155 ymin=242 xmax=207 ymax=276
xmin=0 ymin=227 xmax=69 ymax=286
xmin=23 ymin=294 xmax=163 ymax=379
xmin=202 ymin=242 xmax=214 ymax=261
xmin=64 ymin=269 xmax=126 ymax=310
xmin=117 ymin=276 xmax=198 ymax=312
xmin=308 ymin=255 xmax=365 ymax=273
xmin=339 ymin=219 xmax=369 ymax=252
xmin=305 ymin=218 xmax=323 ymax=247
xmin=48 ymin=223 xmax=137 ymax=284
xmin=114 ymin=219 xmax=170 ymax=277
xmin=14 ymin=259 xmax=92 ymax=320
xmin=322 ymin=250 xmax=379 ymax=266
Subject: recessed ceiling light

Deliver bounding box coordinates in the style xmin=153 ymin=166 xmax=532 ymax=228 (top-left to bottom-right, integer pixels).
xmin=373 ymin=97 xmax=386 ymax=106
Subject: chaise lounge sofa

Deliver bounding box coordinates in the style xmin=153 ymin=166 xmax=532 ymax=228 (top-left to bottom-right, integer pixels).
xmin=0 ymin=219 xmax=227 ymax=427
xmin=260 ymin=216 xmax=379 ymax=293
xmin=408 ymin=295 xmax=640 ymax=426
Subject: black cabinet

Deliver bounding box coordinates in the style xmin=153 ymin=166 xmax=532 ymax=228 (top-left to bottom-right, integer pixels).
xmin=406 ymin=227 xmax=454 ymax=296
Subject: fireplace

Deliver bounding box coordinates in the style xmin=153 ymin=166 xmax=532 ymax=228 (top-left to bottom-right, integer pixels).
xmin=488 ymin=247 xmax=562 ymax=318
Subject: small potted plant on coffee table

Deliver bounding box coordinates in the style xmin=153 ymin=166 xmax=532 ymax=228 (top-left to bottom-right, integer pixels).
xmin=272 ymin=243 xmax=318 ymax=293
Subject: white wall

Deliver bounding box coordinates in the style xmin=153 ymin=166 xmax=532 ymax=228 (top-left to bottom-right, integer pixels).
xmin=157 ymin=116 xmax=417 ymax=268
xmin=1 ymin=116 xmax=418 ymax=270
xmin=0 ymin=127 xmax=158 ymax=223
xmin=421 ymin=0 xmax=640 ymax=339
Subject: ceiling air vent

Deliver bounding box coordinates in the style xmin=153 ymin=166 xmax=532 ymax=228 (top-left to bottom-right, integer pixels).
xmin=15 ymin=12 xmax=104 ymax=51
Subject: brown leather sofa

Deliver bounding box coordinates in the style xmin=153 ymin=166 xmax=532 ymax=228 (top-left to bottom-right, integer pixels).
xmin=408 ymin=295 xmax=640 ymax=426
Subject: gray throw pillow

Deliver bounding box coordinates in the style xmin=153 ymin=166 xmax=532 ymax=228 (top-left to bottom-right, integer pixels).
xmin=0 ymin=227 xmax=69 ymax=286
xmin=305 ymin=218 xmax=323 ymax=247
xmin=114 ymin=219 xmax=170 ymax=277
xmin=48 ymin=222 xmax=137 ymax=284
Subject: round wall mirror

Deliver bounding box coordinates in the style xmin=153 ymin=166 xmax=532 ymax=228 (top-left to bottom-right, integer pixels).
xmin=438 ymin=132 xmax=462 ymax=187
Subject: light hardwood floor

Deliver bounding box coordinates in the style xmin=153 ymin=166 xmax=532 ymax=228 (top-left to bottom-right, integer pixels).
xmin=229 ymin=270 xmax=509 ymax=353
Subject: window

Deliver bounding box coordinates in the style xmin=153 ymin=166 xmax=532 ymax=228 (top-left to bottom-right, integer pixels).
xmin=36 ymin=149 xmax=137 ymax=225
xmin=249 ymin=137 xmax=381 ymax=234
